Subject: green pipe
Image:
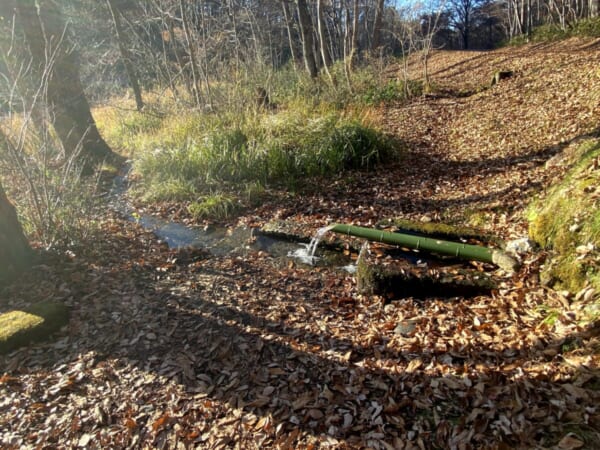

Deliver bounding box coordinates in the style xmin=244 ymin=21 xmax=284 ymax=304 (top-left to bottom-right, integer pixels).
xmin=330 ymin=224 xmax=518 ymax=272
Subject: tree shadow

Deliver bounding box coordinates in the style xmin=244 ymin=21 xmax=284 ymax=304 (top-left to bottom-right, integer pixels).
xmin=314 ymin=127 xmax=600 ymax=224
xmin=2 ymin=229 xmax=600 ymax=448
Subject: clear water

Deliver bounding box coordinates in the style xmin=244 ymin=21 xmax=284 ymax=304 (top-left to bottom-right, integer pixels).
xmin=287 ymin=225 xmax=335 ymax=265
xmin=109 ymin=168 xmax=352 ymax=269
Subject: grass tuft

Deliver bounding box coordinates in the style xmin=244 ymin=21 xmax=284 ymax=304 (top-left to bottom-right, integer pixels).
xmin=127 ymin=108 xmax=396 ymax=206
xmin=96 ymin=62 xmax=413 ymax=219
xmin=188 ymin=194 xmax=239 ymax=221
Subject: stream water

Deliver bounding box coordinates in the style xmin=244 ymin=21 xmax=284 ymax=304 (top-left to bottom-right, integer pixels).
xmin=109 ymin=166 xmax=354 ymax=270
xmin=108 ymin=166 xmax=496 ymax=298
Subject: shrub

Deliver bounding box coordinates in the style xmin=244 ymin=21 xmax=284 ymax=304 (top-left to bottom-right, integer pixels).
xmin=509 ymin=17 xmax=600 ymax=46
xmin=362 ymin=80 xmax=423 ymax=105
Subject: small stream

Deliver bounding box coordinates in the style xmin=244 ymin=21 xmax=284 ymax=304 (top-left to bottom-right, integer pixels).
xmin=108 ymin=165 xmax=499 ymax=299
xmin=109 ymin=165 xmax=355 ymax=270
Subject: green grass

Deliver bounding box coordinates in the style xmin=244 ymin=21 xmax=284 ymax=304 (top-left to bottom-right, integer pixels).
xmin=527 ymin=138 xmax=600 ymax=296
xmin=361 ymin=79 xmax=424 ymax=105
xmin=509 ymin=17 xmax=600 ymax=46
xmin=188 ymin=194 xmax=239 ymax=221
xmin=95 ymin=62 xmax=416 ymax=220
xmin=109 ymin=105 xmax=397 ymax=212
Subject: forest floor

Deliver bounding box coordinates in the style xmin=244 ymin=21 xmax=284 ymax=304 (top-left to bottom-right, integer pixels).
xmin=2 ymin=38 xmax=600 ymax=449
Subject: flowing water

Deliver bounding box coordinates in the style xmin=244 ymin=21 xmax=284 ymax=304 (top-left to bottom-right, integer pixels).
xmin=287 ymin=225 xmax=335 ymax=265
xmin=108 ymin=165 xmax=491 ymax=290
xmin=109 ymin=166 xmax=352 ymax=269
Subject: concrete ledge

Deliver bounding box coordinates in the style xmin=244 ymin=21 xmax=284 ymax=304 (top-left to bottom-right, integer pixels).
xmin=357 ymin=253 xmax=496 ymax=300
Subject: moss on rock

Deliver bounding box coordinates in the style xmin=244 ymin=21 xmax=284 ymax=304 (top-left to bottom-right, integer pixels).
xmin=528 ymin=137 xmax=600 ymax=294
xmin=0 ymin=301 xmax=69 ymax=354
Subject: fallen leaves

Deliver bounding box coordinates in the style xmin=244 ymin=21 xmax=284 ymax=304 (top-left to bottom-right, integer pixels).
xmin=2 ymin=38 xmax=600 ymax=449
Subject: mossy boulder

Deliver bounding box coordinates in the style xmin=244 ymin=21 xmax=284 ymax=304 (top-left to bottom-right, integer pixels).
xmin=527 ymin=137 xmax=600 ymax=294
xmin=0 ymin=301 xmax=69 ymax=354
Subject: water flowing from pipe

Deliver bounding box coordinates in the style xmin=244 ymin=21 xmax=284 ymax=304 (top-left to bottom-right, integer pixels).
xmin=288 ymin=224 xmax=335 ymax=265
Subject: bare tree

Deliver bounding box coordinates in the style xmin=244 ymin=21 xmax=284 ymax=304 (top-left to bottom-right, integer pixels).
xmin=448 ymin=0 xmax=483 ymax=48
xmin=317 ymin=0 xmax=334 ymax=83
xmin=178 ymin=0 xmax=203 ymax=108
xmin=105 ymin=0 xmax=144 ymax=111
xmin=10 ymin=0 xmax=114 ymax=164
xmin=281 ymin=0 xmax=299 ymax=69
xmin=297 ymin=0 xmax=319 ymax=77
xmin=371 ymin=0 xmax=386 ymax=50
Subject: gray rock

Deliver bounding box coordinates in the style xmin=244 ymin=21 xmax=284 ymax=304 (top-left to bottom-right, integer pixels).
xmin=394 ymin=319 xmax=419 ymax=337
xmin=505 ymin=237 xmax=535 ymax=256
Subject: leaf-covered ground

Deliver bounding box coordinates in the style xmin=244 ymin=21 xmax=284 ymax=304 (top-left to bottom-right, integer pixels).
xmin=2 ymin=38 xmax=600 ymax=449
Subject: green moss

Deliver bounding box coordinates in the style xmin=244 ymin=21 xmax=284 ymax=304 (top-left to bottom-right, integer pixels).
xmin=528 ymin=138 xmax=600 ymax=294
xmin=0 ymin=301 xmax=69 ymax=354
xmin=356 ymin=253 xmax=388 ymax=295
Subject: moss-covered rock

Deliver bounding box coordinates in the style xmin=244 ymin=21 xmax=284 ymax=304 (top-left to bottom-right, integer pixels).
xmin=259 ymin=220 xmax=313 ymax=243
xmin=528 ymin=137 xmax=600 ymax=294
xmin=0 ymin=301 xmax=69 ymax=354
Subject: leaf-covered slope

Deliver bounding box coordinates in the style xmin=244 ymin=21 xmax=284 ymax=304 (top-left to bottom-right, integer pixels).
xmin=382 ymin=37 xmax=600 ymax=238
xmin=2 ymin=39 xmax=600 ymax=450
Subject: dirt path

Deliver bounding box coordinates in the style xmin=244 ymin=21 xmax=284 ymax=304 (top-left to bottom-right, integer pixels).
xmin=2 ymin=39 xmax=600 ymax=449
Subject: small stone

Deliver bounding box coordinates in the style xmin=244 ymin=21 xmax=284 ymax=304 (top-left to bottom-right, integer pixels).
xmin=394 ymin=320 xmax=418 ymax=337
xmin=78 ymin=434 xmax=93 ymax=448
xmin=505 ymin=237 xmax=534 ymax=255
xmin=576 ymin=243 xmax=594 ymax=255
xmin=145 ymin=332 xmax=157 ymax=340
xmin=583 ymin=288 xmax=596 ymax=303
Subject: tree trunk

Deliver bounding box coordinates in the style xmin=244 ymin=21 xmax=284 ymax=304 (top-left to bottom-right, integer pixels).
xmin=316 ymin=0 xmax=334 ymax=83
xmin=316 ymin=0 xmax=333 ymax=67
xmin=281 ymin=0 xmax=299 ymax=69
xmin=178 ymin=0 xmax=203 ymax=108
xmin=14 ymin=0 xmax=114 ymax=165
xmin=346 ymin=0 xmax=359 ymax=70
xmin=342 ymin=3 xmax=354 ymax=85
xmin=462 ymin=10 xmax=470 ymax=49
xmin=106 ymin=0 xmax=144 ymax=111
xmin=0 ymin=182 xmax=31 ymax=285
xmin=371 ymin=0 xmax=385 ymax=51
xmin=351 ymin=0 xmax=360 ymax=64
xmin=297 ymin=0 xmax=319 ymax=78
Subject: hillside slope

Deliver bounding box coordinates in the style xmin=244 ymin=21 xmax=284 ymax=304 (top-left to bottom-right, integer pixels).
xmin=2 ymin=39 xmax=600 ymax=450
xmin=381 ymin=38 xmax=600 ymax=238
